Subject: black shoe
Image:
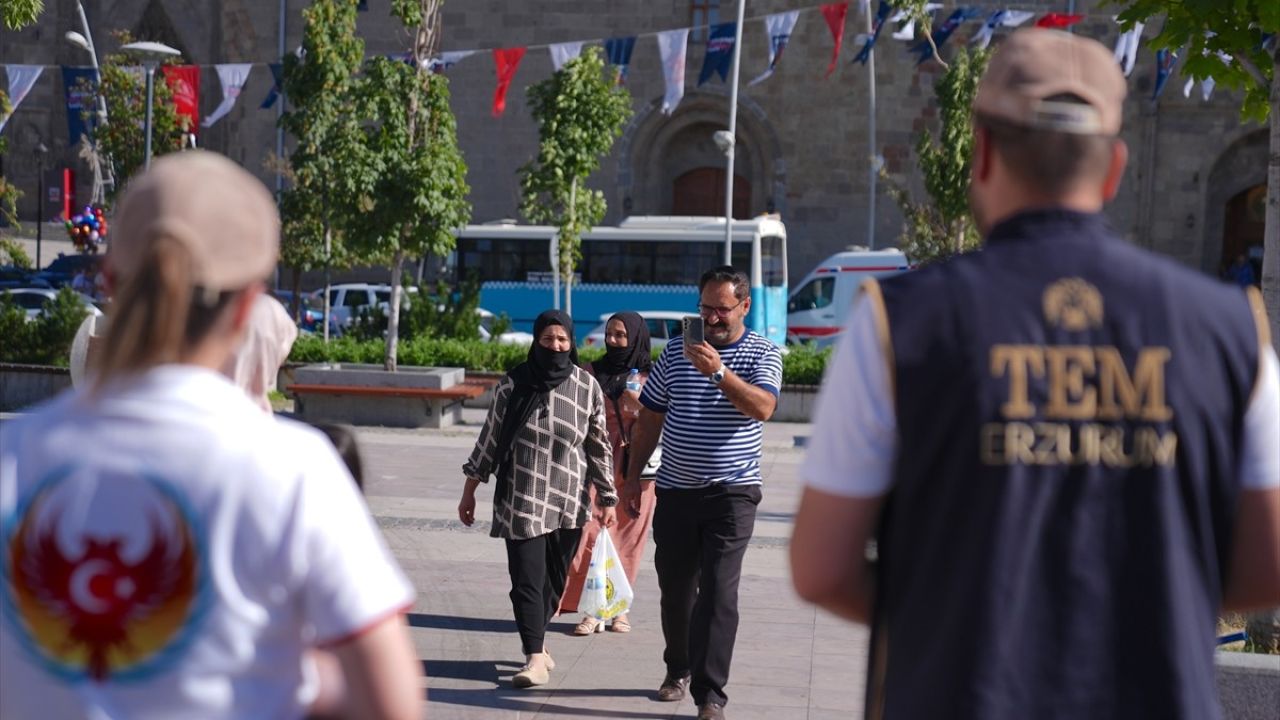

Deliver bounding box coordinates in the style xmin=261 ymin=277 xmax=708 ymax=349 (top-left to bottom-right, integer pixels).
xmin=697 ymin=702 xmax=726 ymax=720
xmin=657 ymin=673 xmax=690 ymax=702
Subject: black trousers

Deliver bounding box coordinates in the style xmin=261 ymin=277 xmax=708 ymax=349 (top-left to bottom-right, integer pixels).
xmin=653 ymin=484 xmax=761 ymax=707
xmin=505 ymin=527 xmax=583 ymax=656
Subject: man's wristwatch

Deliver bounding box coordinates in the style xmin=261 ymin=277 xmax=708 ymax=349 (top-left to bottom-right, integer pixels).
xmin=710 ymin=364 xmax=727 ymax=385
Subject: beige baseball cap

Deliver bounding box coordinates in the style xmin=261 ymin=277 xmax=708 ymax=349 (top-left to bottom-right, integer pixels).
xmin=973 ymin=28 xmax=1127 ymax=136
xmin=110 ymin=150 xmax=280 ymax=292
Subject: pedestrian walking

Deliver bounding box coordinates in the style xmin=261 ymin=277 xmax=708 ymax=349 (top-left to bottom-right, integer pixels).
xmin=0 ymin=151 xmax=422 ymax=720
xmin=459 ymin=309 xmax=618 ymax=689
xmin=791 ymin=28 xmax=1280 ymax=720
xmin=621 ymin=266 xmax=784 ymax=720
xmin=560 ymin=311 xmax=656 ymax=634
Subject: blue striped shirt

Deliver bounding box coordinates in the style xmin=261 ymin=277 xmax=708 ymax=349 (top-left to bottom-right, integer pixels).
xmin=639 ymin=331 xmax=784 ymax=489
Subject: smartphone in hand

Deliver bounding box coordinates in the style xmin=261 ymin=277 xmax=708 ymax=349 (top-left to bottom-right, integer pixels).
xmin=682 ymin=315 xmax=705 ymax=346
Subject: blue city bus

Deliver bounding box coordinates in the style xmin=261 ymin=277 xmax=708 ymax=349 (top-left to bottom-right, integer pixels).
xmin=451 ymin=216 xmax=789 ymax=345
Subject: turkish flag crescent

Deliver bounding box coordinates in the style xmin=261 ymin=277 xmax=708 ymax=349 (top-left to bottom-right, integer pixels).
xmin=161 ymin=65 xmax=200 ymax=134
xmin=821 ymin=3 xmax=849 ymax=78
xmin=492 ymin=47 xmax=526 ymax=117
xmin=1035 ymin=13 xmax=1084 ymax=29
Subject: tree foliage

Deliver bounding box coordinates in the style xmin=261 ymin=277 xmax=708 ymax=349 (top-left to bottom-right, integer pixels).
xmin=0 ymin=0 xmax=42 ymax=30
xmin=0 ymin=89 xmax=18 ymax=228
xmin=887 ymin=47 xmax=989 ymax=264
xmin=91 ymin=34 xmax=188 ymax=198
xmin=520 ymin=46 xmax=632 ymax=314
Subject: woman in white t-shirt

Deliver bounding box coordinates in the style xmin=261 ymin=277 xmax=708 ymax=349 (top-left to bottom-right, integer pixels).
xmin=0 ymin=152 xmax=421 ymax=720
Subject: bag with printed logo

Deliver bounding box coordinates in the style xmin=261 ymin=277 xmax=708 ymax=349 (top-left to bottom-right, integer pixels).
xmin=576 ymin=527 xmax=634 ymax=620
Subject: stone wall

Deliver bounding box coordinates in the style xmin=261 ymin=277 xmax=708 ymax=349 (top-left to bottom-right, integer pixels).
xmin=0 ymin=0 xmax=1267 ymax=282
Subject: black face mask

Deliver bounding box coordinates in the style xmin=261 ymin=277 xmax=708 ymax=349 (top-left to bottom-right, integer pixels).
xmin=495 ymin=310 xmax=579 ymax=484
xmin=591 ymin=311 xmax=651 ymax=399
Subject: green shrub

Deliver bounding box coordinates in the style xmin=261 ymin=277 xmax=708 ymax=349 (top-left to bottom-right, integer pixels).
xmin=781 ymin=343 xmax=832 ymax=386
xmin=0 ymin=288 xmax=90 ymax=367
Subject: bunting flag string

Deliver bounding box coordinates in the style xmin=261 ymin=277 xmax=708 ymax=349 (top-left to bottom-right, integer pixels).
xmin=1152 ymin=48 xmax=1179 ymax=100
xmin=491 ymin=47 xmax=525 ymax=117
xmin=259 ymin=63 xmax=284 ymax=109
xmin=605 ymin=36 xmax=638 ymax=83
xmin=161 ymin=65 xmax=201 ymax=134
xmin=748 ymin=10 xmax=800 ymax=87
xmin=853 ymin=0 xmax=893 ymax=65
xmin=1113 ymin=21 xmax=1144 ymax=76
xmin=698 ymin=22 xmax=737 ymax=86
xmin=910 ymin=7 xmax=983 ymax=65
xmin=202 ymin=63 xmax=252 ymax=128
xmin=548 ymin=41 xmax=584 ymax=72
xmin=427 ymin=50 xmax=477 ymax=73
xmin=1035 ymin=12 xmax=1083 ymax=29
xmin=891 ymin=4 xmax=943 ymax=42
xmin=657 ymin=28 xmax=689 ymax=114
xmin=970 ymin=9 xmax=1034 ymax=49
xmin=1 ymin=65 xmax=43 ymax=133
xmin=60 ymin=66 xmax=97 ymax=144
xmin=821 ymin=3 xmax=850 ymax=78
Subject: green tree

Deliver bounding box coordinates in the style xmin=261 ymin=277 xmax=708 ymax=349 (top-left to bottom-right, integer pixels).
xmin=520 ymin=46 xmax=632 ymax=316
xmin=1111 ymin=1 xmax=1279 ymax=359
xmin=886 ymin=47 xmax=990 ymax=264
xmin=0 ymin=0 xmax=43 ymax=30
xmin=0 ymin=89 xmax=18 ymax=228
xmin=346 ymin=0 xmax=472 ymax=371
xmin=280 ymin=0 xmax=366 ymax=340
xmin=90 ymin=36 xmax=188 ymax=199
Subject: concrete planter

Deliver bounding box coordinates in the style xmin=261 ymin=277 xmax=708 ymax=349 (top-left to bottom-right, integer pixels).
xmin=1217 ymin=650 xmax=1280 ymax=720
xmin=286 ymin=363 xmax=469 ymax=429
xmin=0 ymin=363 xmax=72 ymax=411
xmin=774 ymin=384 xmax=820 ymax=423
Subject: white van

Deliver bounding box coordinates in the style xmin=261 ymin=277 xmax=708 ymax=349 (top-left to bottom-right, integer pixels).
xmin=787 ymin=248 xmax=911 ymax=344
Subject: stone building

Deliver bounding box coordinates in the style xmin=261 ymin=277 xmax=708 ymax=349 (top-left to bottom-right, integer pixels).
xmin=0 ymin=0 xmax=1269 ymax=282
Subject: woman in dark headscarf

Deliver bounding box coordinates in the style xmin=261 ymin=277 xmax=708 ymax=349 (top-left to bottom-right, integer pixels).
xmin=559 ymin=311 xmax=656 ymax=635
xmin=459 ymin=309 xmax=617 ymax=689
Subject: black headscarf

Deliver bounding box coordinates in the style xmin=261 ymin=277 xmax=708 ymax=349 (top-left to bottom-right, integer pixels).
xmin=590 ymin=311 xmax=652 ymax=400
xmin=495 ymin=310 xmax=578 ymax=482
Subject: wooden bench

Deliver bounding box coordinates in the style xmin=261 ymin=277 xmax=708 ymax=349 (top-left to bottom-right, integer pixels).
xmin=287 ymin=382 xmax=485 ymax=429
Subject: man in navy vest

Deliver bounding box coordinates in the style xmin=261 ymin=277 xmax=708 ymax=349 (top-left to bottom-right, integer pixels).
xmin=791 ymin=28 xmax=1279 ymax=719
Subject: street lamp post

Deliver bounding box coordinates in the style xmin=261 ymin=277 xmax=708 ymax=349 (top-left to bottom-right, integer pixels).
xmin=120 ymin=42 xmax=181 ymax=171
xmin=65 ymin=0 xmax=115 ymax=192
xmin=721 ymin=0 xmax=748 ymax=266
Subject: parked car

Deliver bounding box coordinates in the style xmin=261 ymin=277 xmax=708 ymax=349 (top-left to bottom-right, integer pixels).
xmin=2 ymin=287 xmax=103 ymax=321
xmin=31 ymin=253 xmax=104 ymax=289
xmin=304 ymin=283 xmax=408 ymax=334
xmin=583 ymin=311 xmax=686 ymax=350
xmin=477 ymin=308 xmax=534 ymax=345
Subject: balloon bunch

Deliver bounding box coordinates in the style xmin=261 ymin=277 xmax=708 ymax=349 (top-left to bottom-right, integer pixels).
xmin=65 ymin=205 xmax=108 ymax=253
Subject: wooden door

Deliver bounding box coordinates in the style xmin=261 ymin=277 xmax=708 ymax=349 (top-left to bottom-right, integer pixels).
xmin=673 ymin=167 xmax=751 ymax=218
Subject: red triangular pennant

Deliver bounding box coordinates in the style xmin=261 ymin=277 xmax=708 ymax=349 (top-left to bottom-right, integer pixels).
xmin=1034 ymin=13 xmax=1084 ymax=29
xmin=492 ymin=47 xmax=526 ymax=117
xmin=821 ymin=3 xmax=849 ymax=78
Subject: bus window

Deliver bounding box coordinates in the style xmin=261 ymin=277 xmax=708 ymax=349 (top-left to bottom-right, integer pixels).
xmin=761 ymin=235 xmax=786 ymax=286
xmin=585 ymin=242 xmax=623 ymax=284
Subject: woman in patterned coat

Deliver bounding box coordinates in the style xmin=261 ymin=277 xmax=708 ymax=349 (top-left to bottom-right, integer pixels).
xmin=459 ymin=309 xmax=618 ymax=688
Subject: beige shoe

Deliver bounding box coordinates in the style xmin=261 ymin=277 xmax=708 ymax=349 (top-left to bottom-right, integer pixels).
xmin=573 ymin=616 xmax=604 ymax=636
xmin=512 ymin=653 xmax=551 ymax=689
xmin=610 ymin=614 xmax=631 ymax=633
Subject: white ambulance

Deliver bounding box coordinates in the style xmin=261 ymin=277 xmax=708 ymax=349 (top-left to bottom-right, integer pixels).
xmin=786 ymin=248 xmax=911 ymax=344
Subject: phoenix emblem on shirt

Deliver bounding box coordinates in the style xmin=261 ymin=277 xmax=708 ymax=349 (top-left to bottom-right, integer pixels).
xmin=2 ymin=470 xmax=204 ymax=683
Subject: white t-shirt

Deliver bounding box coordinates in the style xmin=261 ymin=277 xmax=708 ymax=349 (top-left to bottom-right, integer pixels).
xmin=0 ymin=366 xmax=415 ymax=719
xmin=803 ymin=296 xmax=1280 ymax=497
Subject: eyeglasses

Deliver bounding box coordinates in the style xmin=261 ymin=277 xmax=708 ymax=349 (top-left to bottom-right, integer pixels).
xmin=697 ymin=299 xmax=744 ymax=319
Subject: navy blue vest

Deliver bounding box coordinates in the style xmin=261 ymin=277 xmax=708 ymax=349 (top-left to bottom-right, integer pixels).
xmin=868 ymin=210 xmax=1261 ymax=720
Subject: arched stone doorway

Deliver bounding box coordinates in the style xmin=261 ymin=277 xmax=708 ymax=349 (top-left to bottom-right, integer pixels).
xmin=615 ymin=90 xmax=785 ymax=219
xmin=1201 ymin=129 xmax=1267 ymax=275
xmin=672 ymin=167 xmax=751 ymax=218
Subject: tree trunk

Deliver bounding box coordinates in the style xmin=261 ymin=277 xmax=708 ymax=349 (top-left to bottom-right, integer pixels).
xmin=385 ymin=249 xmax=406 ymax=372
xmin=1244 ymin=49 xmax=1280 ymax=656
xmin=565 ymin=177 xmax=577 ymax=317
xmin=322 ymin=225 xmax=333 ymax=343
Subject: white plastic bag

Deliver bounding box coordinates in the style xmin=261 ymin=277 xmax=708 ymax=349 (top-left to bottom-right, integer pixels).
xmin=576 ymin=527 xmax=634 ymax=620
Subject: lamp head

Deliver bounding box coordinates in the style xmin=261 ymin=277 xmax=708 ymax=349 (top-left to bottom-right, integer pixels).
xmin=713 ymin=130 xmax=735 ymax=154
xmin=64 ymin=31 xmax=90 ymax=51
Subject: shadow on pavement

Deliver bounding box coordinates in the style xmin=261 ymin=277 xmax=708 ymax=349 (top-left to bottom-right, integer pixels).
xmin=426 ymin=686 xmax=674 ymax=719
xmin=408 ymin=612 xmax=516 ymax=634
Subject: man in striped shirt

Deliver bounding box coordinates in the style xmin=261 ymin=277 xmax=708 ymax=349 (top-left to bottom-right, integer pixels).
xmin=622 ymin=266 xmax=785 ymax=720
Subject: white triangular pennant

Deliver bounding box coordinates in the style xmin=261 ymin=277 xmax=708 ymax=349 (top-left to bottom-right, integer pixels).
xmin=1 ymin=65 xmax=44 ymax=133
xmin=201 ymin=63 xmax=252 ymax=128
xmin=548 ymin=42 xmax=585 ymax=72
xmin=657 ymin=28 xmax=689 ymax=115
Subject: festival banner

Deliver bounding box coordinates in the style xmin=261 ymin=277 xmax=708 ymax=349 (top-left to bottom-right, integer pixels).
xmin=970 ymin=10 xmax=1034 ymax=49
xmin=657 ymin=28 xmax=690 ymax=114
xmin=1113 ymin=22 xmax=1145 ymax=77
xmin=202 ymin=63 xmax=252 ymax=128
xmin=821 ymin=3 xmax=849 ymax=77
xmin=1 ymin=65 xmax=44 ymax=133
xmin=548 ymin=42 xmax=584 ymax=71
xmin=853 ymin=1 xmax=894 ymax=65
xmin=492 ymin=47 xmax=526 ymax=117
xmin=162 ymin=65 xmax=201 ymax=134
xmin=748 ymin=11 xmax=800 ymax=86
xmin=910 ymin=7 xmax=982 ymax=65
xmin=605 ymin=36 xmax=638 ymax=83
xmin=698 ymin=22 xmax=737 ymax=86
xmin=61 ymin=66 xmax=97 ymax=145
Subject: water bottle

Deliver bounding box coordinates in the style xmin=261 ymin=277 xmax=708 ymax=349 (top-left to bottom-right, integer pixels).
xmin=625 ymin=368 xmax=641 ymax=393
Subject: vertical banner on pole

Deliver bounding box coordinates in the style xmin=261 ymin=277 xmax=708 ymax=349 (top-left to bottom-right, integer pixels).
xmin=61 ymin=66 xmax=98 ymax=145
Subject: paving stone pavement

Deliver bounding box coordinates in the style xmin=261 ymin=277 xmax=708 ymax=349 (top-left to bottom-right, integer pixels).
xmin=359 ymin=409 xmax=871 ymax=719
